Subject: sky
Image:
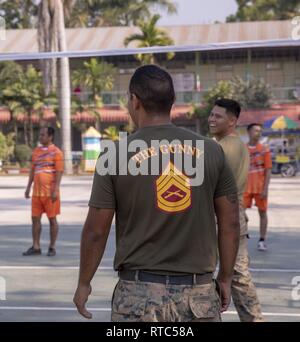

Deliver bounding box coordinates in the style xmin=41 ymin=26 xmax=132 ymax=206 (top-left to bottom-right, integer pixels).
xmin=156 ymin=0 xmax=238 ymax=25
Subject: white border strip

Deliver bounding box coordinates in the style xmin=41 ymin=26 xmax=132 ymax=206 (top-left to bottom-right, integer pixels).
xmin=0 ymin=39 xmax=299 ymax=61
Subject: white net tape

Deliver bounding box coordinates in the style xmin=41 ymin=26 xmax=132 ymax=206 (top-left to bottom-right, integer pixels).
xmin=0 ymin=39 xmax=299 ymax=61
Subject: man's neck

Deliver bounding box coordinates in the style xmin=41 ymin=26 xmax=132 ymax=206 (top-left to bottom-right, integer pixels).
xmin=215 ymin=129 xmax=237 ymax=141
xmin=249 ymin=139 xmax=259 ymax=146
xmin=41 ymin=142 xmax=53 ymax=148
xmin=138 ymin=114 xmax=172 ymax=129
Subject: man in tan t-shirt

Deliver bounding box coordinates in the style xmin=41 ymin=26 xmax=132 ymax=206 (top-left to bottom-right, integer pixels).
xmin=209 ymin=98 xmax=263 ymax=322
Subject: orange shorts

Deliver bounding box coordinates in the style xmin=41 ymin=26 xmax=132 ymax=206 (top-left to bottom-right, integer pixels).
xmin=243 ymin=193 xmax=268 ymax=212
xmin=32 ymin=196 xmax=61 ymax=218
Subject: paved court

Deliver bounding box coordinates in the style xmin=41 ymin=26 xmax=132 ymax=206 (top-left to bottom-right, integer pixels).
xmin=0 ymin=175 xmax=300 ymax=322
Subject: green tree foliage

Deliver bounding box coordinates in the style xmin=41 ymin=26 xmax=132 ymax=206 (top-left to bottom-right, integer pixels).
xmin=72 ymin=58 xmax=116 ymax=128
xmin=72 ymin=59 xmax=115 ymax=104
xmin=0 ymin=0 xmax=177 ymax=28
xmin=0 ymin=132 xmax=10 ymax=161
xmin=190 ymin=77 xmax=273 ymax=135
xmin=190 ymin=81 xmax=234 ymax=136
xmin=124 ymin=14 xmax=174 ymax=64
xmin=0 ymin=0 xmax=38 ymax=29
xmin=0 ymin=61 xmax=24 ymax=120
xmin=67 ymin=0 xmax=177 ymax=27
xmin=227 ymin=0 xmax=300 ymax=22
xmin=0 ymin=132 xmax=15 ymax=162
xmin=0 ymin=63 xmax=44 ymax=147
xmin=231 ymin=76 xmax=273 ymax=108
xmin=0 ymin=62 xmax=25 ymax=144
xmin=14 ymin=144 xmax=32 ymax=167
xmin=72 ymin=58 xmax=116 ymax=102
xmin=0 ymin=61 xmax=23 ymax=87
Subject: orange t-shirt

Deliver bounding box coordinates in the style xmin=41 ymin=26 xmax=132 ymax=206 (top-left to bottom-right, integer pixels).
xmin=31 ymin=144 xmax=64 ymax=197
xmin=245 ymin=143 xmax=272 ymax=194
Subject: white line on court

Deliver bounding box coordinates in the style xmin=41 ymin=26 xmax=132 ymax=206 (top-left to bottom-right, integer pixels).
xmin=0 ymin=307 xmax=299 ymax=318
xmin=249 ymin=268 xmax=300 ymax=273
xmin=224 ymin=311 xmax=300 ymax=318
xmin=0 ymin=266 xmax=300 ymax=273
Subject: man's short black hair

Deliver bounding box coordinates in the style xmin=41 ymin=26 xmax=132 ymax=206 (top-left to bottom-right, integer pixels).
xmin=247 ymin=123 xmax=262 ymax=131
xmin=43 ymin=126 xmax=55 ymax=139
xmin=214 ymin=98 xmax=241 ymax=119
xmin=129 ymin=65 xmax=175 ymax=114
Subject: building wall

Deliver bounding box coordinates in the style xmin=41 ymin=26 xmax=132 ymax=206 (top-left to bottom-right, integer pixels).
xmin=107 ymin=53 xmax=300 ymax=97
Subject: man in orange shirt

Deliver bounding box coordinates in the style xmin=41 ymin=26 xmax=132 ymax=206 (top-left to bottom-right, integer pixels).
xmin=244 ymin=123 xmax=272 ymax=251
xmin=23 ymin=127 xmax=64 ymax=257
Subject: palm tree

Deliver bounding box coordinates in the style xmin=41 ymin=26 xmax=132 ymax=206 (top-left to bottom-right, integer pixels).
xmin=72 ymin=59 xmax=116 ymax=102
xmin=37 ymin=0 xmax=75 ymax=174
xmin=124 ymin=14 xmax=174 ymax=64
xmin=72 ymin=58 xmax=116 ymax=130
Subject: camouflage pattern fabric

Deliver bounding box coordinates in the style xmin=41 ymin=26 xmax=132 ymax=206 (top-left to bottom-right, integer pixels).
xmin=111 ymin=279 xmax=221 ymax=322
xmin=239 ymin=203 xmax=248 ymax=236
xmin=231 ymin=235 xmax=264 ymax=322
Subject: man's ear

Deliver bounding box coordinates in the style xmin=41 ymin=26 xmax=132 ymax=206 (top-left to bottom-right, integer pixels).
xmin=131 ymin=93 xmax=141 ymax=111
xmin=229 ymin=115 xmax=237 ymax=127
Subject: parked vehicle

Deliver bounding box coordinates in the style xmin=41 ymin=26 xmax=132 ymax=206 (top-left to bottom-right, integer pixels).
xmin=272 ymin=153 xmax=298 ymax=177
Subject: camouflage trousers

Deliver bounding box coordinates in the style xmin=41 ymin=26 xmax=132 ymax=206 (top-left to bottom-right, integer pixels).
xmin=111 ymin=278 xmax=221 ymax=322
xmin=232 ymin=235 xmax=264 ymax=322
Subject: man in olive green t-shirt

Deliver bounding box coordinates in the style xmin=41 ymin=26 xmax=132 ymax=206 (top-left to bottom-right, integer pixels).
xmin=73 ymin=66 xmax=240 ymax=322
xmin=209 ymin=98 xmax=263 ymax=322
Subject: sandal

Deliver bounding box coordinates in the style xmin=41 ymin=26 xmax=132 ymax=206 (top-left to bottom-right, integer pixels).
xmin=23 ymin=246 xmax=41 ymax=256
xmin=47 ymin=247 xmax=56 ymax=257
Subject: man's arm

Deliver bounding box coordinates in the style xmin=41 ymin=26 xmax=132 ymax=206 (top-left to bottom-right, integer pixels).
xmin=25 ymin=167 xmax=34 ymax=198
xmin=261 ymin=169 xmax=271 ymax=199
xmin=261 ymin=147 xmax=272 ymax=199
xmin=73 ymin=207 xmax=114 ymax=319
xmin=214 ymin=193 xmax=240 ymax=312
xmin=51 ymin=171 xmax=63 ymax=202
xmin=52 ymin=150 xmax=64 ymax=201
